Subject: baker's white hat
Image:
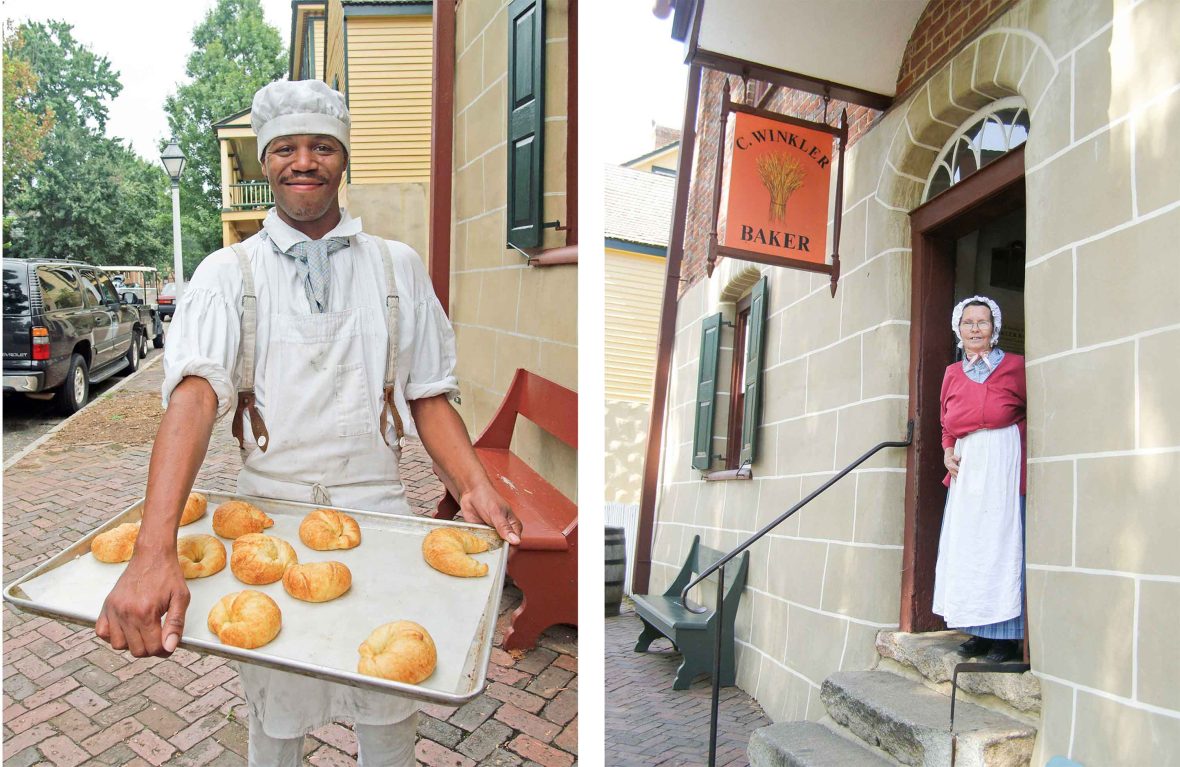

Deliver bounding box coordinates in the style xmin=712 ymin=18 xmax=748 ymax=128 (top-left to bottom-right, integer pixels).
xmin=251 ymin=80 xmax=350 ymax=162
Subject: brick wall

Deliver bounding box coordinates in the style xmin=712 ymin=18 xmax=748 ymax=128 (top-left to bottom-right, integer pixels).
xmin=678 ymin=0 xmax=1019 ymax=294
xmin=896 ymin=0 xmax=1016 ymax=96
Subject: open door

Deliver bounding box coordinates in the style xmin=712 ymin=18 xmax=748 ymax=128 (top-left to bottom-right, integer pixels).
xmin=901 ymin=147 xmax=1027 ymax=633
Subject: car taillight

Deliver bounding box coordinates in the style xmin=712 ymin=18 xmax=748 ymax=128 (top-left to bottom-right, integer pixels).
xmin=31 ymin=326 xmax=50 ymax=360
xmin=159 ymin=297 xmax=172 ymax=305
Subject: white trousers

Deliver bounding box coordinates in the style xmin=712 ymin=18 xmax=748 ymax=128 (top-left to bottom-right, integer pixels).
xmin=247 ymin=709 xmax=418 ymax=767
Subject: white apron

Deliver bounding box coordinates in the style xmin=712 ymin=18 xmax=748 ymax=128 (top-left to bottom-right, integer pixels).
xmin=233 ymin=251 xmax=417 ymax=738
xmin=932 ymin=424 xmax=1023 ymax=628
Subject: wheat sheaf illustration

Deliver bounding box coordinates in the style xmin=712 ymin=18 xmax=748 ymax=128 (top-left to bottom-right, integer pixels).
xmin=756 ymin=152 xmax=806 ymax=223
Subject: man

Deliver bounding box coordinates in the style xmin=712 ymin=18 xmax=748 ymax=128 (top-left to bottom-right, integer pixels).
xmin=96 ymin=80 xmax=521 ymax=766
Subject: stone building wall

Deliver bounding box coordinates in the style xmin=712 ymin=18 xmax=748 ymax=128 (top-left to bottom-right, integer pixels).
xmin=651 ymin=0 xmax=1180 ymax=761
xmin=449 ymin=0 xmax=577 ymax=501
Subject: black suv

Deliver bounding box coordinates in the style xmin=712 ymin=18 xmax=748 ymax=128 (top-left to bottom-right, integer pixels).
xmin=3 ymin=258 xmax=143 ymax=413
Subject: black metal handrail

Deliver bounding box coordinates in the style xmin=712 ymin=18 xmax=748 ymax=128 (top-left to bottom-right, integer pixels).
xmin=680 ymin=420 xmax=914 ymax=767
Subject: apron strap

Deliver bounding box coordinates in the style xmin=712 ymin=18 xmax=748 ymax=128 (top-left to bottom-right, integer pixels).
xmin=230 ymin=242 xmax=269 ymax=452
xmin=374 ymin=237 xmax=405 ymax=447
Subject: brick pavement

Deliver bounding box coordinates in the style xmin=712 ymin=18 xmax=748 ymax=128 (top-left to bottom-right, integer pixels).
xmin=605 ymin=601 xmax=768 ymax=767
xmin=3 ymin=357 xmax=577 ymax=766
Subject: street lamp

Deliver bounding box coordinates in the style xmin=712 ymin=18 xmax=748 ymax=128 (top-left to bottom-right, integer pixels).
xmin=160 ymin=139 xmax=186 ymax=300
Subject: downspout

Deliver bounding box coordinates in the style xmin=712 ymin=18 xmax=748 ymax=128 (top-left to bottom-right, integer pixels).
xmin=632 ymin=61 xmax=705 ymax=595
xmin=428 ymin=0 xmax=457 ymax=312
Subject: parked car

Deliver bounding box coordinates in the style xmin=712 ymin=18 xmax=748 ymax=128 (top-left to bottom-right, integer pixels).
xmin=100 ymin=265 xmax=165 ymax=348
xmin=158 ymin=282 xmax=176 ymax=320
xmin=3 ymin=258 xmax=142 ymax=414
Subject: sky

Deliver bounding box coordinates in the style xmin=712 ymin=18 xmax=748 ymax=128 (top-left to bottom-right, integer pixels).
xmin=2 ymin=0 xmax=294 ymax=163
xmin=598 ymin=0 xmax=688 ymax=164
xmin=2 ymin=0 xmax=686 ymax=167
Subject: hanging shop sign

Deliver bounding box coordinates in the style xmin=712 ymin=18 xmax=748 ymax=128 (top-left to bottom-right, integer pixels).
xmin=709 ymin=83 xmax=847 ymax=295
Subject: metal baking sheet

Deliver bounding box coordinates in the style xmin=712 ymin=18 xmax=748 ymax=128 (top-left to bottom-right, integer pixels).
xmin=3 ymin=489 xmax=508 ymax=705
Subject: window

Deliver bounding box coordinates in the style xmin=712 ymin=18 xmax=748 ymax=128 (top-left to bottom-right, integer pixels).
xmin=506 ymin=0 xmax=545 ymax=249
xmin=36 ymin=266 xmax=83 ymax=311
xmin=924 ymin=97 xmax=1029 ymax=202
xmin=692 ymin=276 xmax=769 ymax=476
xmin=77 ymin=270 xmax=103 ymax=308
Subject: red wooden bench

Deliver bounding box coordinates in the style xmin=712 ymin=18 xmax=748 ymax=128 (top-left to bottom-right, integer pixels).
xmin=434 ymin=369 xmax=578 ymax=650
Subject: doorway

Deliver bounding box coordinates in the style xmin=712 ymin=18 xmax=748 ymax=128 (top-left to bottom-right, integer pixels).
xmin=900 ymin=147 xmax=1026 ymax=632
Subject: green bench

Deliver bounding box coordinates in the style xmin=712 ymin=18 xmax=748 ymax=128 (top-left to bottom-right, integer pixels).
xmin=632 ymin=535 xmax=750 ymax=690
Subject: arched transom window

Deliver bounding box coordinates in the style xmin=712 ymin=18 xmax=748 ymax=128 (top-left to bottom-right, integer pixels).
xmin=924 ymin=97 xmax=1030 ymax=202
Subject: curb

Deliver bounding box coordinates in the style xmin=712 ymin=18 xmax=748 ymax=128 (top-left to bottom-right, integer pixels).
xmin=2 ymin=351 xmax=165 ymax=472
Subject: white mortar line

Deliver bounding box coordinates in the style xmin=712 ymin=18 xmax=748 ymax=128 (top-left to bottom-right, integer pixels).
xmin=993 ymin=31 xmax=1009 ymax=86
xmin=1071 ymin=459 xmax=1078 ymax=567
xmin=1026 ymin=323 xmax=1180 ymax=367
xmin=1029 ymin=446 xmax=1180 ymax=464
xmin=1134 ymin=338 xmax=1141 ymax=449
xmin=661 ymin=466 xmax=907 ymax=488
xmin=452 ymin=262 xmax=530 ymax=275
xmin=851 ymin=473 xmax=859 ymax=543
xmin=455 ymin=72 xmax=507 ymax=119
xmin=1069 ymin=53 xmax=1076 ymax=144
xmin=760 ymin=394 xmax=908 ymax=429
xmin=1032 ymin=671 xmax=1180 ymax=721
xmin=450 ymin=322 xmax=576 ymax=348
xmin=1027 ymin=564 xmax=1180 ymax=584
xmin=1130 ymin=113 xmax=1139 ymax=219
xmin=1132 ymin=577 xmax=1140 ymax=701
xmin=453 ymin=204 xmax=508 ymax=227
xmin=657 ymin=521 xmax=903 ymax=551
xmin=744 ymin=584 xmax=900 ymax=630
xmin=1071 ymin=246 xmax=1078 ymax=349
xmin=837 ymin=619 xmax=851 ymax=671
xmin=1025 ymin=81 xmax=1180 ymax=179
xmin=455 ymin=139 xmax=508 ymax=174
xmin=765 ymin=321 xmax=910 ymax=372
xmin=830 ymin=409 xmax=840 ymax=471
xmin=1068 ymin=687 xmax=1078 ymax=758
xmin=818 ymin=542 xmax=831 ymax=608
xmin=735 ymin=637 xmax=822 ymax=689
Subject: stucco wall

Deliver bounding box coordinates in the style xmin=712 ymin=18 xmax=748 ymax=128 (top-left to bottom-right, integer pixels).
xmin=651 ymin=0 xmax=1180 ymax=760
xmin=346 ymin=182 xmax=430 ymax=264
xmin=450 ymin=0 xmax=576 ymax=502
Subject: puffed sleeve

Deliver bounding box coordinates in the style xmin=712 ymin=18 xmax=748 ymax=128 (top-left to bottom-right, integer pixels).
xmin=397 ymin=244 xmax=459 ymax=402
xmin=160 ymin=256 xmax=242 ymax=419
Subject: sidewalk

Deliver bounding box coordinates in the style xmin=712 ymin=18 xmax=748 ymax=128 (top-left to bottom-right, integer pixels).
xmin=3 ymin=357 xmax=577 ymax=766
xmin=605 ymin=601 xmax=768 ymax=766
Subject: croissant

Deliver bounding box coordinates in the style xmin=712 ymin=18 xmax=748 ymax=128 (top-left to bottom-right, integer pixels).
xmin=207 ymin=590 xmax=281 ymax=649
xmin=179 ymin=493 xmax=208 ymax=526
xmin=91 ymin=523 xmax=140 ymax=563
xmin=230 ymin=533 xmax=298 ymax=585
xmin=177 ymin=534 xmax=226 ymax=579
xmin=422 ymin=528 xmax=490 ymax=577
xmin=357 ymin=621 xmax=436 ymax=684
xmin=299 ymin=508 xmax=361 ymax=551
xmin=282 ymin=560 xmax=352 ymax=602
xmin=213 ymin=500 xmax=274 ymax=539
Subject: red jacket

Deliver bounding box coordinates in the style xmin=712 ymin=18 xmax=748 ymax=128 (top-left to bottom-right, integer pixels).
xmin=940 ymin=353 xmax=1027 ymax=494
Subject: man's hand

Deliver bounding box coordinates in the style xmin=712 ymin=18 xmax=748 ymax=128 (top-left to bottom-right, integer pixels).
xmin=460 ymin=483 xmax=522 ymax=545
xmin=96 ymin=549 xmax=190 ymax=658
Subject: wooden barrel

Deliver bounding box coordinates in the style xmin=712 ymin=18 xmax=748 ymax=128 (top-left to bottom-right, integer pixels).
xmin=605 ymin=526 xmax=626 ymax=616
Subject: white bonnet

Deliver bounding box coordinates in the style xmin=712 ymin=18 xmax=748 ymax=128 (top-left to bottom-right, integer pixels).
xmin=951 ymin=295 xmax=1002 ymax=349
xmin=251 ymin=80 xmax=350 ymax=162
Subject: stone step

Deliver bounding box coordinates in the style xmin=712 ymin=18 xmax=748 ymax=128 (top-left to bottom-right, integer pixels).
xmin=748 ymin=721 xmax=898 ymax=767
xmin=876 ymin=631 xmax=1041 ymax=716
xmin=821 ymin=670 xmax=1035 ymax=767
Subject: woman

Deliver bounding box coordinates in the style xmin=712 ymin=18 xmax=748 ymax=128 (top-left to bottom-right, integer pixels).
xmin=933 ymin=296 xmax=1026 ymax=663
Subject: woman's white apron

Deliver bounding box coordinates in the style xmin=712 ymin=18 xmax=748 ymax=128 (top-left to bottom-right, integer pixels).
xmin=932 ymin=424 xmax=1023 ymax=628
xmin=235 ymin=300 xmax=416 ymax=738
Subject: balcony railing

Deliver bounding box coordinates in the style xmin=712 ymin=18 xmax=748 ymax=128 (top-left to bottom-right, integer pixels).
xmin=227 ymin=181 xmax=274 ymax=210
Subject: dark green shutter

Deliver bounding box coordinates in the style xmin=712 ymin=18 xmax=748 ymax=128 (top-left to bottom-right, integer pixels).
xmin=692 ymin=313 xmax=723 ymax=471
xmin=740 ymin=277 xmax=769 ymax=465
xmin=506 ymin=0 xmax=544 ymax=249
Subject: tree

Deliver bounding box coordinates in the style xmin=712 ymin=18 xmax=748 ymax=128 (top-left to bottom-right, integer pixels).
xmin=2 ymin=24 xmax=55 ymax=189
xmin=164 ymin=0 xmax=286 ymax=260
xmin=3 ymin=20 xmax=172 ymax=265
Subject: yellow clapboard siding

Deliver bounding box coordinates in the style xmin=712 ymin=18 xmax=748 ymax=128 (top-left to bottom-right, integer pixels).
xmin=345 ymin=14 xmax=432 ymax=181
xmin=312 ymin=18 xmax=326 ymax=80
xmin=605 ymin=250 xmax=666 ymax=402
